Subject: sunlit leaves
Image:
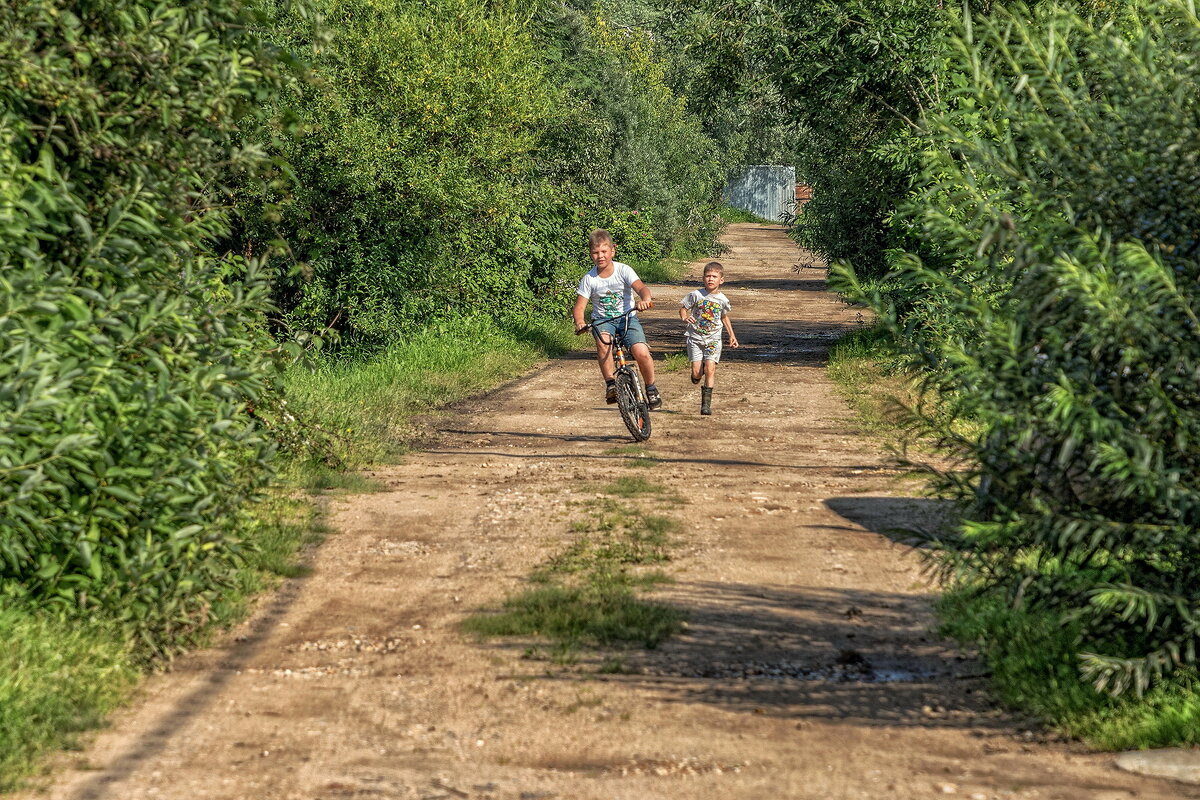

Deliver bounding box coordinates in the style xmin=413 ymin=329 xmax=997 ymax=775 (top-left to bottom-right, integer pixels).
xmin=892 ymin=0 xmax=1200 ymax=696
xmin=0 ymin=0 xmax=283 ymax=658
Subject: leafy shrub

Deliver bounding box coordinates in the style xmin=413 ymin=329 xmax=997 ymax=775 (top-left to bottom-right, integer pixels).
xmin=939 ymin=587 xmax=1200 ymax=750
xmin=242 ymin=0 xmax=578 ymax=347
xmin=892 ymin=0 xmax=1200 ymax=697
xmin=603 ymin=209 xmax=660 ymax=266
xmin=0 ymin=0 xmax=282 ymax=655
xmin=532 ymin=3 xmax=726 ymax=261
xmin=666 ymin=0 xmax=1140 ymax=278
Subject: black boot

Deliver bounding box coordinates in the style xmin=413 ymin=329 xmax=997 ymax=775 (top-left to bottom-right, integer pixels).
xmin=700 ymin=386 xmax=712 ymax=415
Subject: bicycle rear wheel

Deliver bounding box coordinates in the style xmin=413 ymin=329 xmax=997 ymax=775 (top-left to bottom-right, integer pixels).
xmin=615 ymin=369 xmax=652 ymax=441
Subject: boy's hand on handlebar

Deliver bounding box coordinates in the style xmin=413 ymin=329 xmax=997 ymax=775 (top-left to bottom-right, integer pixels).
xmin=574 ymin=323 xmax=589 ymax=335
xmin=635 ymin=298 xmax=653 ymax=311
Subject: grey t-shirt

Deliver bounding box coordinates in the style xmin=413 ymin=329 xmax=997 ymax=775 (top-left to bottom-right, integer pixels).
xmin=681 ymin=289 xmax=731 ymax=342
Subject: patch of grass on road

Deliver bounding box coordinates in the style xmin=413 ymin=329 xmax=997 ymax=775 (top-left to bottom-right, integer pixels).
xmin=463 ymin=502 xmax=683 ymax=663
xmin=657 ymin=352 xmax=689 ymax=373
xmin=598 ymin=475 xmax=673 ymax=498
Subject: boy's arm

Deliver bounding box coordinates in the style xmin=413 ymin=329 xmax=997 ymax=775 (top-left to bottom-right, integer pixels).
xmin=723 ymin=314 xmax=739 ymax=348
xmin=678 ymin=304 xmax=691 ymax=324
xmin=572 ymin=293 xmax=589 ymax=332
xmin=630 ymin=278 xmax=653 ymax=311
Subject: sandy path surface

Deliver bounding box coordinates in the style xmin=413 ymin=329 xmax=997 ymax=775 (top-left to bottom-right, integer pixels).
xmin=17 ymin=224 xmax=1197 ymax=800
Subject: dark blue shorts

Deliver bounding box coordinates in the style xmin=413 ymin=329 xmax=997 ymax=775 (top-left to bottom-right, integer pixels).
xmin=593 ymin=315 xmax=647 ymax=348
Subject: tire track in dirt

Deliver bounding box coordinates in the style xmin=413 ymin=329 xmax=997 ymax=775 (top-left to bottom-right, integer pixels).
xmin=17 ymin=224 xmax=1196 ymax=800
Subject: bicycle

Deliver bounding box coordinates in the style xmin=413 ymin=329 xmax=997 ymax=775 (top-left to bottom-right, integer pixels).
xmin=576 ymin=310 xmax=652 ymax=442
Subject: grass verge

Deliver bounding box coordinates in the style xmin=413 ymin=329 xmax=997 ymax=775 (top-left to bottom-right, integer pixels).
xmin=825 ymin=324 xmax=911 ymax=435
xmin=0 ymin=611 xmax=137 ymax=791
xmin=0 ymin=493 xmax=322 ymax=792
xmin=938 ymin=587 xmax=1200 ymax=750
xmin=627 ymin=256 xmax=690 ymax=284
xmin=284 ymin=315 xmax=577 ymax=466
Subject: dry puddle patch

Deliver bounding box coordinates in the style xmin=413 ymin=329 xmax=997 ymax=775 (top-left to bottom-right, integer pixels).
xmin=643 ymin=656 xmax=954 ymax=683
xmin=528 ymin=754 xmax=749 ymax=778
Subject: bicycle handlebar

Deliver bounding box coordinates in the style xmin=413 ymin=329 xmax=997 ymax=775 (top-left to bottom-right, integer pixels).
xmin=574 ymin=308 xmax=639 ymax=335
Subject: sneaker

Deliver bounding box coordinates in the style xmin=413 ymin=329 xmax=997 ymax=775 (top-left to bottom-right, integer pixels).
xmin=646 ymin=386 xmax=663 ymax=410
xmin=605 ymin=383 xmax=617 ymax=404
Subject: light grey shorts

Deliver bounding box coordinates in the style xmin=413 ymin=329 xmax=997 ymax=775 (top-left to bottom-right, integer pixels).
xmin=686 ymin=336 xmax=722 ymax=363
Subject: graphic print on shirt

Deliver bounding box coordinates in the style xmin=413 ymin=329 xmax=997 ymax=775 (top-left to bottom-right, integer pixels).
xmin=693 ymin=296 xmax=723 ymax=336
xmin=597 ymin=291 xmax=624 ymax=319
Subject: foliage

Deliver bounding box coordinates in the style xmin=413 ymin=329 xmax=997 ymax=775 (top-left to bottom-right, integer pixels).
xmin=603 ymin=209 xmax=659 ymax=267
xmin=888 ymin=0 xmax=1200 ymax=698
xmin=243 ymin=0 xmax=576 ymax=346
xmin=0 ymin=0 xmax=285 ymax=655
xmin=662 ymin=0 xmax=1141 ymax=278
xmin=243 ymin=0 xmax=727 ymax=350
xmin=532 ymin=2 xmax=727 ymax=260
xmin=939 ymin=587 xmax=1200 ymax=750
xmin=660 ymin=0 xmax=952 ymax=277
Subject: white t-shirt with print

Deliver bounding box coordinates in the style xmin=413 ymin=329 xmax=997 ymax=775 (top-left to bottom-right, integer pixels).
xmin=681 ymin=289 xmax=731 ymax=342
xmin=576 ymin=262 xmax=642 ymax=321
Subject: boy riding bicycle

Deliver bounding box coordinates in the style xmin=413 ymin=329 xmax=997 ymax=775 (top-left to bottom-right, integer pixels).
xmin=572 ymin=229 xmax=662 ymax=409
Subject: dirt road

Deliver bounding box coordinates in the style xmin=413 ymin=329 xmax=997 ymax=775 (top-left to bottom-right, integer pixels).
xmin=19 ymin=224 xmax=1196 ymax=800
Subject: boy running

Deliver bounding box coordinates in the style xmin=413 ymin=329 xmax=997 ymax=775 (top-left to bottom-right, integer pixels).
xmin=573 ymin=229 xmax=662 ymax=409
xmin=679 ymin=261 xmax=739 ymax=415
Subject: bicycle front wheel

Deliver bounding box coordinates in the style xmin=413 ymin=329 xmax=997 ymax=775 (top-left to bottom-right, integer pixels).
xmin=615 ymin=369 xmax=652 ymax=441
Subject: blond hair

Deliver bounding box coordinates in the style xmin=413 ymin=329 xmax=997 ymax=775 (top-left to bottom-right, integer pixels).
xmin=703 ymin=261 xmax=724 ymax=276
xmin=588 ymin=229 xmax=614 ymax=249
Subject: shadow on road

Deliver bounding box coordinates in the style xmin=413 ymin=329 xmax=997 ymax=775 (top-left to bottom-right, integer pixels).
xmin=824 ymin=495 xmax=960 ymax=548
xmin=65 ymin=576 xmax=309 ymax=800
xmin=426 ymin=435 xmax=903 ymax=475
xmin=481 ymin=580 xmax=994 ymax=731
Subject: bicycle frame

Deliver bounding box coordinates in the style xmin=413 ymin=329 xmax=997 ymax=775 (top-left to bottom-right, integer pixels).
xmin=582 ymin=310 xmax=635 ymax=366
xmin=577 ymin=310 xmax=652 ymax=441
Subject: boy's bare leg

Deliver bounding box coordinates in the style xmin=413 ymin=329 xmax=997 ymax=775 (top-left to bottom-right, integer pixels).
xmin=690 ymin=361 xmax=703 ymax=384
xmin=703 ymin=360 xmax=716 ymax=388
xmin=631 ymin=342 xmax=656 ymax=386
xmin=595 ymin=337 xmax=615 ymax=381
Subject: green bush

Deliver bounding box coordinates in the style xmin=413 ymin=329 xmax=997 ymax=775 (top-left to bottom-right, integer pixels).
xmin=244 ymin=0 xmax=577 ymax=347
xmin=0 ymin=0 xmax=283 ymax=656
xmin=890 ymin=0 xmax=1200 ymax=697
xmin=603 ymin=209 xmax=660 ymax=266
xmin=534 ymin=4 xmax=727 ymax=262
xmin=939 ymin=587 xmax=1200 ymax=750
xmin=666 ymin=0 xmax=1140 ymax=278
